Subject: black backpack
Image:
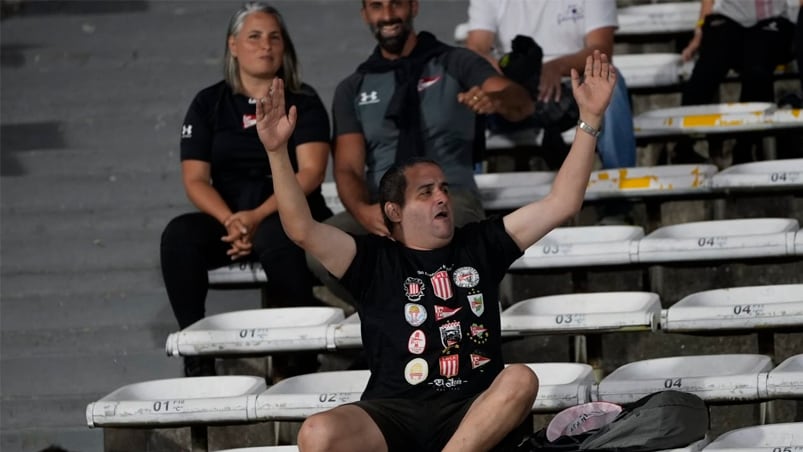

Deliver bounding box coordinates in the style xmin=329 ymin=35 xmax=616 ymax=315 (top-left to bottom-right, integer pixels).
xmin=514 ymin=390 xmax=709 ymax=452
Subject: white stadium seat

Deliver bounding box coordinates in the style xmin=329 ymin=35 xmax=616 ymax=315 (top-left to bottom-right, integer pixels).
xmin=474 ymin=171 xmax=554 ymax=210
xmin=165 ymin=307 xmax=345 ymax=357
xmin=501 ymin=292 xmax=660 ymax=336
xmin=796 ymin=229 xmax=803 ymax=256
xmin=595 ymin=354 xmax=773 ymax=404
xmin=634 ymin=218 xmax=799 ymax=263
xmin=661 ymin=284 xmax=803 ymax=333
xmin=86 ymin=376 xmax=266 ymax=427
xmin=323 ymin=173 xmax=555 ymax=214
xmin=634 ymin=103 xmax=803 ymax=138
xmin=617 ymin=2 xmax=698 ymax=35
xmin=710 ymin=159 xmax=803 ymax=190
xmin=766 ymin=354 xmax=803 ymax=399
xmin=585 ymin=164 xmax=717 ymax=200
xmin=253 ymin=363 xmax=593 ymax=420
xmin=522 ymin=363 xmax=596 ymax=412
xmin=330 ymin=312 xmax=362 ymax=350
xmin=703 ymin=422 xmax=803 ymax=450
xmin=255 ymin=370 xmax=369 ymax=420
xmin=208 ymin=261 xmax=268 ymax=285
xmin=615 ymin=53 xmax=691 ymax=89
xmin=509 ymin=226 xmax=644 ymax=269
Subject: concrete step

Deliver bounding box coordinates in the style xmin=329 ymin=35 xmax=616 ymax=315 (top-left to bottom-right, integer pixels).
xmin=1 ymin=267 xmax=163 ymax=299
xmin=1 ymin=351 xmax=182 ymax=400
xmin=1 ymin=322 xmax=175 ymax=359
xmin=1 ymin=424 xmax=103 ymax=452
xmin=2 ymin=206 xmax=178 ymax=239
xmin=2 ymin=235 xmax=161 ymax=275
xmin=1 ymin=169 xmax=187 ymax=213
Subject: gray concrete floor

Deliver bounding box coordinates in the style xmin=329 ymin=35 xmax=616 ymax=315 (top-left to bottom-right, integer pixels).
xmin=0 ymin=1 xmax=470 ymax=450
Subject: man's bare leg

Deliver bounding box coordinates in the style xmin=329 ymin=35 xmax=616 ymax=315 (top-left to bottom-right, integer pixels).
xmin=297 ymin=404 xmax=388 ymax=452
xmin=442 ymin=364 xmax=539 ymax=452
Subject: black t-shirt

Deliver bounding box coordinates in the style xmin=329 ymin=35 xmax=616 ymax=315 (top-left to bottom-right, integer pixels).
xmin=340 ymin=217 xmax=523 ymax=402
xmin=180 ymin=80 xmax=330 ymax=212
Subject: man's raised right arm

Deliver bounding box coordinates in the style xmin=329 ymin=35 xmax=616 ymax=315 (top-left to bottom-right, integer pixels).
xmin=257 ymin=78 xmax=355 ymax=279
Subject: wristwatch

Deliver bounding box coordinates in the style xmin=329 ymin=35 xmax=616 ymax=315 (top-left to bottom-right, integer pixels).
xmin=577 ymin=119 xmax=602 ymax=138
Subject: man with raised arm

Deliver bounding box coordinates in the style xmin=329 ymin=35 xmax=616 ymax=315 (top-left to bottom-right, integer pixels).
xmin=257 ymin=51 xmax=615 ymax=452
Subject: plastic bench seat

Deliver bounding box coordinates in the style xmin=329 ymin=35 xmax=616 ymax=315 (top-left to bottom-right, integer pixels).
xmin=766 ymin=354 xmax=803 ymax=399
xmin=634 ymin=103 xmax=803 ymax=138
xmin=255 ymin=370 xmax=369 ymax=420
xmin=165 ymin=307 xmax=345 ymax=356
xmin=474 ymin=171 xmax=554 ymax=210
xmin=772 ymin=108 xmax=803 ymax=125
xmin=501 ymin=292 xmax=660 ymax=336
xmin=330 ymin=312 xmax=362 ymax=349
xmin=209 ymin=261 xmax=268 ymax=285
xmin=484 ymin=127 xmax=575 ymax=151
xmin=661 ymin=284 xmax=803 ymax=333
xmin=86 ymin=376 xmax=266 ymax=427
xmin=509 ymin=226 xmax=644 ymax=269
xmin=595 ymin=354 xmax=773 ymax=404
xmin=797 ymin=230 xmax=803 ymax=256
xmin=617 ymin=2 xmax=698 ymax=35
xmin=634 ymin=218 xmax=799 ymax=263
xmin=703 ymin=422 xmax=803 ymax=450
xmin=323 ymin=173 xmax=556 ymax=214
xmin=585 ymin=164 xmax=716 ymax=200
xmin=615 ymin=53 xmax=689 ymax=89
xmin=253 ymin=363 xmax=592 ymax=420
xmin=710 ymin=159 xmax=803 ymax=190
xmin=522 ymin=363 xmax=595 ymax=412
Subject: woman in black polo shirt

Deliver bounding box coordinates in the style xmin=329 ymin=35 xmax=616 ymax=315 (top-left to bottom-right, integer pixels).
xmin=160 ymin=2 xmax=332 ymax=377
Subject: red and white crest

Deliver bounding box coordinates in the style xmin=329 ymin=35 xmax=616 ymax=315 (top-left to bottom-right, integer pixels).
xmin=430 ymin=270 xmax=453 ymax=300
xmin=439 ymin=354 xmax=459 ymax=378
xmin=404 ymin=277 xmax=425 ymax=302
xmin=453 ymin=266 xmax=480 ymax=288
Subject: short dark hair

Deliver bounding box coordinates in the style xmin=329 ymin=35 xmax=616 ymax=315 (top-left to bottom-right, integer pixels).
xmin=378 ymin=157 xmax=441 ymax=231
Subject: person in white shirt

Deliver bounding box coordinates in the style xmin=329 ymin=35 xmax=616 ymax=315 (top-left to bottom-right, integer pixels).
xmin=465 ymin=0 xmax=636 ymax=171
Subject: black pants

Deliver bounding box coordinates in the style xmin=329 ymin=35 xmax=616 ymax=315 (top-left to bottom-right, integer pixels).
xmin=679 ymin=14 xmax=794 ymax=163
xmin=682 ymin=14 xmax=795 ymax=105
xmin=160 ymin=210 xmax=322 ymax=329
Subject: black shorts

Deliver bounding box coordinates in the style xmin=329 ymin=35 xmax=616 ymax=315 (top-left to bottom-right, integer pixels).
xmin=351 ymin=396 xmax=530 ymax=452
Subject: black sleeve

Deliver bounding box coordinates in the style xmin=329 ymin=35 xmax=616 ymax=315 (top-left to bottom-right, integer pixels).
xmin=291 ymin=84 xmax=331 ymax=145
xmin=461 ymin=216 xmax=523 ymax=284
xmin=179 ymin=87 xmax=216 ymax=162
xmin=339 ymin=234 xmax=381 ymax=306
xmin=331 ymin=73 xmax=364 ymax=138
xmin=442 ymin=47 xmax=500 ymax=90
